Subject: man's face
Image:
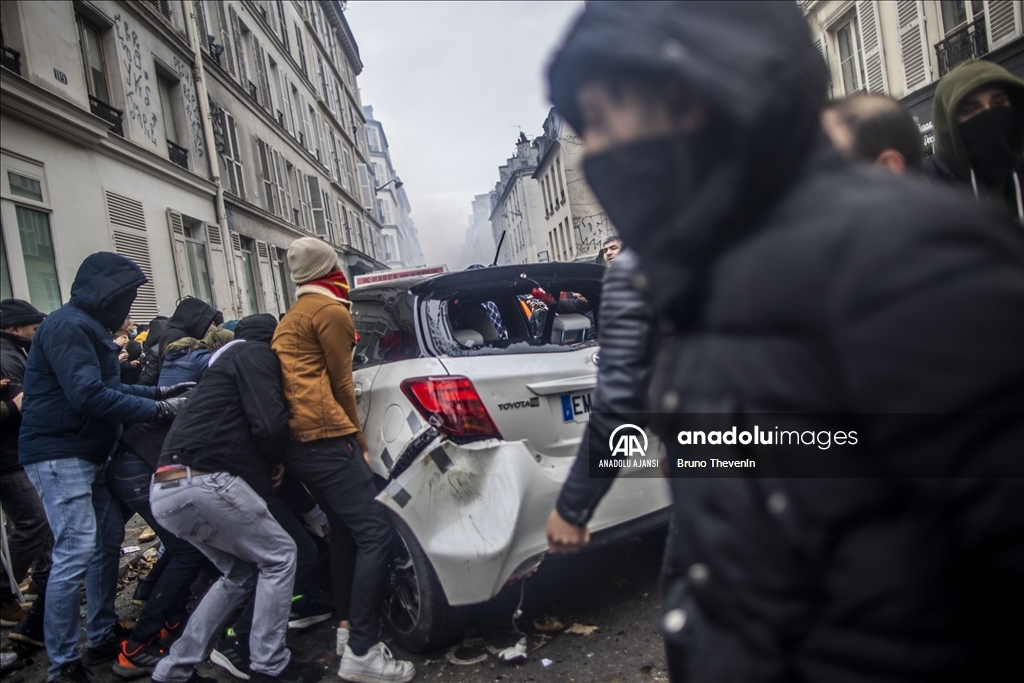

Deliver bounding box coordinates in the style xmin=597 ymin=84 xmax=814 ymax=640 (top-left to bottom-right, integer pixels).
xmin=602 ymin=240 xmax=622 ymax=264
xmin=576 ymin=81 xmax=708 ymax=157
xmin=7 ymin=323 xmax=40 ymax=342
xmin=956 ymin=85 xmax=1011 ymax=123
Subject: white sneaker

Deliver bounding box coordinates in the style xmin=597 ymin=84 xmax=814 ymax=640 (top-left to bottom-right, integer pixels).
xmin=337 ymin=643 xmax=415 ymax=683
xmin=336 ymin=627 xmax=350 ymax=656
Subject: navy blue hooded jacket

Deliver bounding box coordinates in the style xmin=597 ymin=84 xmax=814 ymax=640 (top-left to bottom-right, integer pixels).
xmin=19 ymin=253 xmax=159 ymax=465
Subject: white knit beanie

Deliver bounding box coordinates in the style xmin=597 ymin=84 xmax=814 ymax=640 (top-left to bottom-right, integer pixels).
xmin=287 ymin=237 xmax=338 ymax=283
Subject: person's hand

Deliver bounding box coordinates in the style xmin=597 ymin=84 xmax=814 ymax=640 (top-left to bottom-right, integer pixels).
xmin=270 ymin=464 xmax=285 ymax=491
xmin=130 ymin=360 xmax=140 ymax=369
xmin=113 ymin=335 xmax=129 ymax=348
xmin=156 ymin=382 xmax=197 ymax=400
xmin=12 ymin=392 xmax=23 ymax=412
xmin=546 ymin=509 xmax=590 ymax=553
xmin=155 ymin=393 xmax=191 ymax=422
xmin=119 ymin=350 xmax=129 ymax=363
xmin=0 ymin=378 xmax=8 ymax=390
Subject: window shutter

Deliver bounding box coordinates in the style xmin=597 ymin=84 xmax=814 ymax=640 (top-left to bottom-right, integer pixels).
xmin=102 ymin=191 xmax=159 ymax=320
xmin=253 ymin=36 xmax=271 ymax=111
xmin=216 ymin=1 xmax=236 ymax=76
xmin=308 ymin=176 xmax=327 ymax=236
xmin=230 ymin=7 xmax=247 ymax=85
xmin=357 ymin=163 xmax=374 ymax=210
xmin=204 ymin=221 xmax=233 ymax=313
xmin=194 ymin=0 xmax=208 ymax=52
xmin=896 ymin=0 xmax=931 ymax=93
xmin=857 ymin=1 xmax=888 ymax=94
xmin=256 ymin=138 xmax=276 ymax=214
xmin=985 ymin=1 xmax=1022 ymax=48
xmin=165 ymin=208 xmax=193 ymax=298
xmin=301 ymin=97 xmax=313 ymax=150
xmin=254 ymin=239 xmax=279 ymax=316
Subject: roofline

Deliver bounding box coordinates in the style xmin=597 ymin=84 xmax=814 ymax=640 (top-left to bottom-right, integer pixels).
xmin=489 ymin=165 xmax=537 ymax=222
xmin=532 ymin=139 xmax=560 ymax=179
xmin=325 ymin=1 xmax=364 ymax=74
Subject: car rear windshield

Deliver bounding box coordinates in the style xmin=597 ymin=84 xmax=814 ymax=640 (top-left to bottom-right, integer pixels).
xmin=422 ymin=272 xmax=602 ymax=357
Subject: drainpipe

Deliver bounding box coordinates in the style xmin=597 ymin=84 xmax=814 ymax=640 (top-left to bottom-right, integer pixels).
xmin=183 ymin=3 xmax=242 ymax=319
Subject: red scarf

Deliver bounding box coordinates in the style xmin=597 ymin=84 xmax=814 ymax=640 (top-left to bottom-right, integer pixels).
xmin=304 ymin=270 xmax=350 ymax=301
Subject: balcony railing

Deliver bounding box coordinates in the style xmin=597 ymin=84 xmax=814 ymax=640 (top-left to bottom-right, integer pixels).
xmin=167 ymin=140 xmax=189 ymax=169
xmin=936 ymin=16 xmax=989 ymax=77
xmin=1 ymin=45 xmax=21 ymax=76
xmin=247 ymin=81 xmax=258 ymax=101
xmin=277 ymin=110 xmax=285 ymax=127
xmin=89 ymin=96 xmax=124 ymax=136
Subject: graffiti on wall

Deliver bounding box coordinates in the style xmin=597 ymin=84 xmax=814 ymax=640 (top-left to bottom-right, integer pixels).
xmin=114 ymin=13 xmax=158 ymax=146
xmin=173 ymin=56 xmax=205 ymax=159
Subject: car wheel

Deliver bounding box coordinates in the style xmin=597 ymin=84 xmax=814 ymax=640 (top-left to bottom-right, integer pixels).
xmin=381 ymin=512 xmax=468 ymax=652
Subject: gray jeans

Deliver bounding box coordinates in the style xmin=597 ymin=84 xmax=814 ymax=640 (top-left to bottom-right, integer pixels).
xmin=149 ymin=471 xmax=296 ymax=681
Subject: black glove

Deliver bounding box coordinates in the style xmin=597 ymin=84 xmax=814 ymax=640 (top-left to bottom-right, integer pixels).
xmin=155 ymin=382 xmax=197 ymax=400
xmin=155 ymin=394 xmax=190 ymax=422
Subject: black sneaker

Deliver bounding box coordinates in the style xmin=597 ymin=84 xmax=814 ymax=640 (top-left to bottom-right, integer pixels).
xmin=84 ymin=632 xmax=124 ymax=665
xmin=112 ymin=639 xmax=167 ymax=679
xmin=56 ymin=661 xmax=93 ymax=683
xmin=209 ymin=632 xmax=251 ymax=680
xmin=249 ymin=659 xmax=324 ymax=683
xmin=8 ymin=605 xmax=44 ymax=648
xmin=287 ymin=596 xmax=334 ymax=630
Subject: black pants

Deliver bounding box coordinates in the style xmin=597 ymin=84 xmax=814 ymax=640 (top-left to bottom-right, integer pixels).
xmin=285 ymin=435 xmax=392 ymax=653
xmin=231 ymin=493 xmax=318 ymax=636
xmin=0 ymin=467 xmax=53 ymax=599
xmin=107 ymin=449 xmax=207 ymax=643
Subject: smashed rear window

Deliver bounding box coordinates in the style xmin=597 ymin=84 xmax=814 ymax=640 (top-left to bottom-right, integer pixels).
xmin=421 ymin=270 xmax=602 ymax=357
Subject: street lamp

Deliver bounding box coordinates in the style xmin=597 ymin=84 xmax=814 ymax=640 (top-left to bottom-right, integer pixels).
xmin=374 ymin=178 xmax=403 ymax=192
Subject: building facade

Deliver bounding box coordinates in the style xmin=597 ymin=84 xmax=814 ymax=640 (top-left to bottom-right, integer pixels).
xmin=1 ymin=0 xmax=388 ymax=323
xmin=363 ymin=104 xmax=423 ymax=269
xmin=801 ymin=1 xmax=1023 ymax=138
xmin=458 ymin=192 xmax=495 ymax=268
xmin=532 ymin=108 xmax=613 ymax=263
xmin=489 ymin=133 xmax=546 ymax=266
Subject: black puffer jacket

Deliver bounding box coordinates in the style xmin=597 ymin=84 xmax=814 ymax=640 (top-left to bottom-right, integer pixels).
xmin=137 ymin=316 xmax=169 ymax=386
xmin=556 ymin=249 xmax=655 ymax=525
xmin=550 ymin=2 xmax=1023 ymax=681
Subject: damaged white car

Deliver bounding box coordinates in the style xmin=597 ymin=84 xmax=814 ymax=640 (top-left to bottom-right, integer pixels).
xmin=350 ymin=263 xmax=670 ymax=652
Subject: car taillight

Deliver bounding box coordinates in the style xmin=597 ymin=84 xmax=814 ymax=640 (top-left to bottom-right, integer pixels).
xmin=400 ymin=376 xmax=502 ymax=440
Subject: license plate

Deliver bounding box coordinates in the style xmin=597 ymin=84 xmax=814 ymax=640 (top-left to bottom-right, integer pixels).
xmin=561 ymin=392 xmax=593 ymax=423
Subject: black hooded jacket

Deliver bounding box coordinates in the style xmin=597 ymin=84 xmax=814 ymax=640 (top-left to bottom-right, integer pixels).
xmin=137 ymin=316 xmax=169 ymax=386
xmin=1 ymin=331 xmax=31 ymax=471
xmin=550 ymin=3 xmax=1023 ymax=681
xmin=143 ymin=299 xmax=217 ymax=385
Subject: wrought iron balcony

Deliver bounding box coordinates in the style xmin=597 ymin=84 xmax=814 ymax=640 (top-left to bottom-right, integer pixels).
xmin=277 ymin=110 xmax=285 ymax=127
xmin=936 ymin=16 xmax=989 ymax=77
xmin=89 ymin=96 xmax=124 ymax=136
xmin=1 ymin=45 xmax=21 ymax=76
xmin=247 ymin=80 xmax=258 ymax=101
xmin=167 ymin=140 xmax=189 ymax=169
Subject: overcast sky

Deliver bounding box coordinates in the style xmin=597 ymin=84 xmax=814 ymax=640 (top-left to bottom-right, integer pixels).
xmin=344 ymin=1 xmax=584 ymax=268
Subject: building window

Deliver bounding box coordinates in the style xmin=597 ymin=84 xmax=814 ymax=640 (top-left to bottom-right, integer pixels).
xmin=219 ymin=110 xmax=245 ymax=198
xmin=275 ymin=246 xmax=292 ymax=306
xmin=237 ymin=236 xmax=260 ymax=314
xmin=941 ymin=1 xmax=985 ymax=34
xmin=182 ymin=219 xmax=214 ymax=303
xmin=76 ymin=15 xmax=110 ymax=104
xmin=14 ymin=206 xmax=60 ymax=313
xmin=158 ymin=77 xmax=180 ymax=145
xmin=835 ymin=18 xmax=864 ymax=95
xmin=295 ymin=23 xmax=307 ymax=76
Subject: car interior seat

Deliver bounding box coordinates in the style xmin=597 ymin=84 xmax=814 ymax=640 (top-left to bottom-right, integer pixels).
xmin=551 ymin=313 xmax=590 ymax=345
xmin=451 ymin=301 xmax=499 ymax=346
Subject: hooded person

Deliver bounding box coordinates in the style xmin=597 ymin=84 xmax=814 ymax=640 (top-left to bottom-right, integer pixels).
xmin=137 ymin=316 xmax=170 ymax=386
xmin=548 ymin=2 xmax=1022 ymax=681
xmin=0 ymin=299 xmax=52 ymax=643
xmin=17 ymin=253 xmax=194 ymax=683
xmin=924 ymin=59 xmax=1024 ymax=219
xmin=140 ymin=298 xmax=218 ymax=386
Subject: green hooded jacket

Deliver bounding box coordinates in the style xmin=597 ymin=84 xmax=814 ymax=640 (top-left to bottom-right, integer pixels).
xmin=932 ymin=59 xmax=1024 ymax=182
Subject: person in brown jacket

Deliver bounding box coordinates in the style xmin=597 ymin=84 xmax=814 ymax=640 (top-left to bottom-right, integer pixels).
xmin=272 ymin=237 xmax=414 ymax=683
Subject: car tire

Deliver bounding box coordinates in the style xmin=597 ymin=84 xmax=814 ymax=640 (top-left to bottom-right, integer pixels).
xmin=381 ymin=512 xmax=469 ymax=652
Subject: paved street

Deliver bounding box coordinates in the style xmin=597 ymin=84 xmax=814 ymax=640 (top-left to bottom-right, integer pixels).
xmin=4 ymin=516 xmax=669 ymax=683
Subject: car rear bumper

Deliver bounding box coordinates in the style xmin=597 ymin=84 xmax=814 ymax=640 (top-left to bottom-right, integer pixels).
xmin=376 ymin=436 xmax=670 ymax=606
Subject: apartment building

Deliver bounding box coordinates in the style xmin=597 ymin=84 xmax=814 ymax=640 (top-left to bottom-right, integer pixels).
xmin=1 ymin=0 xmax=388 ymax=321
xmin=489 ymin=133 xmax=546 ymax=266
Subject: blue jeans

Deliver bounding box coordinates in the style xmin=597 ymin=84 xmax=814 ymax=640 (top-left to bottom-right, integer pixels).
xmin=150 ymin=472 xmax=296 ymax=682
xmin=24 ymin=458 xmax=124 ymax=680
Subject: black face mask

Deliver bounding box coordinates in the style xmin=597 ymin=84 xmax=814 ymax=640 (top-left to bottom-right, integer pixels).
xmin=959 ymin=106 xmax=1020 ymax=184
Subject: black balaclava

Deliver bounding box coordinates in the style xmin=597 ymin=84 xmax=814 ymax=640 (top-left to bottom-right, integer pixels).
xmin=959 ymin=106 xmax=1021 ymax=184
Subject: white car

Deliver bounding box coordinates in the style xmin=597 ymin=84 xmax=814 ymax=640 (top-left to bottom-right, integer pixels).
xmin=350 ymin=263 xmax=670 ymax=652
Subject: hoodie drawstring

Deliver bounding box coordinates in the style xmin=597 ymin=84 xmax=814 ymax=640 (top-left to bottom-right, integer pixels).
xmin=969 ymin=168 xmax=980 ymax=201
xmin=1013 ymin=172 xmax=1023 ymax=223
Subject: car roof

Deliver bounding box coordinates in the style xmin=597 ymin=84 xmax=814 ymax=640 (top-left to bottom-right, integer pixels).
xmin=350 ymin=262 xmax=606 ymax=298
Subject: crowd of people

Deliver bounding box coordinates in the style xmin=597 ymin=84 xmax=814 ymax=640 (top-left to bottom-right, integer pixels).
xmin=3 ymin=2 xmax=1023 ymax=682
